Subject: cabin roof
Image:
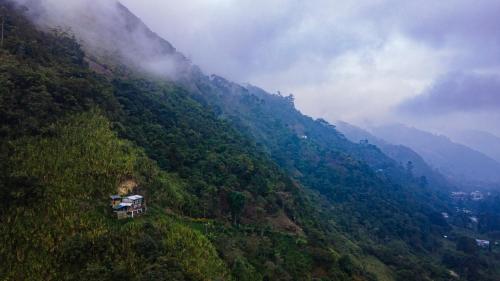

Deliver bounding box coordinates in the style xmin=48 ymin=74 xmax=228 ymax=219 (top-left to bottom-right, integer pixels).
xmin=113 ymin=204 xmax=128 ymax=210
xmin=127 ymin=195 xmax=143 ymax=200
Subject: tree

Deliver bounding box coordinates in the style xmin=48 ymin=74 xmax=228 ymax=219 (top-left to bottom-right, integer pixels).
xmin=456 ymin=236 xmax=478 ymax=255
xmin=232 ymin=257 xmax=261 ymax=281
xmin=1 ymin=14 xmax=4 ymax=48
xmin=418 ymin=176 xmax=428 ymax=188
xmin=0 ymin=5 xmax=7 ymax=49
xmin=406 ymin=161 xmax=414 ymax=178
xmin=228 ymin=191 xmax=246 ymax=225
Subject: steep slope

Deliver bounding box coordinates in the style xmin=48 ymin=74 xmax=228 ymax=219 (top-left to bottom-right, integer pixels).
xmin=184 ymin=76 xmax=461 ymax=279
xmin=372 ymin=124 xmax=500 ymax=188
xmin=15 ymin=0 xmax=193 ymax=78
xmin=336 ymin=121 xmax=450 ymax=190
xmin=0 ymin=2 xmax=379 ymax=280
xmin=1 ymin=112 xmax=229 ymax=280
xmin=0 ymin=4 xmax=228 ymax=279
xmin=3 ymin=1 xmax=500 ymax=280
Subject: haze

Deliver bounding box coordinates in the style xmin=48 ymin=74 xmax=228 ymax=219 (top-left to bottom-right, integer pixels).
xmin=13 ymin=0 xmax=500 ymax=135
xmin=120 ymin=0 xmax=500 ymax=136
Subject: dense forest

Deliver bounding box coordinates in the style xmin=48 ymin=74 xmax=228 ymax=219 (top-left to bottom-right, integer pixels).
xmin=1 ymin=1 xmax=500 ymax=280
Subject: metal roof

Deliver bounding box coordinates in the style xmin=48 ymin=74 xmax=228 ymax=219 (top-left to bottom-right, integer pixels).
xmin=113 ymin=204 xmax=129 ymax=210
xmin=127 ymin=195 xmax=143 ymax=200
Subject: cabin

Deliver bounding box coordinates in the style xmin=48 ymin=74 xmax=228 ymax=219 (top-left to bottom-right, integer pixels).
xmin=476 ymin=239 xmax=490 ymax=248
xmin=470 ymin=191 xmax=484 ymax=201
xmin=110 ymin=194 xmax=146 ymax=219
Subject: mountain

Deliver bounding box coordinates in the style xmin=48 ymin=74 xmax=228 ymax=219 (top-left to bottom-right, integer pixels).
xmin=448 ymin=129 xmax=500 ymax=163
xmin=17 ymin=0 xmax=193 ymax=79
xmin=336 ymin=121 xmax=450 ymax=190
xmin=372 ymin=124 xmax=500 ymax=188
xmin=2 ymin=1 xmax=500 ymax=280
xmin=184 ymin=77 xmax=459 ymax=278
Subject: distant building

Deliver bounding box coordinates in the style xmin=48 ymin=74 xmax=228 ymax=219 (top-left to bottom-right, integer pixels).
xmin=476 ymin=239 xmax=490 ymax=248
xmin=110 ymin=194 xmax=146 ymax=219
xmin=470 ymin=191 xmax=484 ymax=201
xmin=457 ymin=208 xmax=472 ymax=214
xmin=451 ymin=191 xmax=468 ymax=200
xmin=359 ymin=139 xmax=369 ymax=145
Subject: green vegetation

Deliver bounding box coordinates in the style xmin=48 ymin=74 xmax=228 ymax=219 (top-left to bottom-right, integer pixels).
xmin=0 ymin=112 xmax=227 ymax=280
xmin=1 ymin=1 xmax=500 ymax=280
xmin=0 ymin=3 xmax=370 ymax=279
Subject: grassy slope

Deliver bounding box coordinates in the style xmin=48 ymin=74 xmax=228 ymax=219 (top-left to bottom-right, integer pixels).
xmin=0 ymin=112 xmax=228 ymax=280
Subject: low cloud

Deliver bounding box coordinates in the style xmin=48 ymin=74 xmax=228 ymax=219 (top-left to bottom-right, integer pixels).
xmin=386 ymin=1 xmax=500 ymax=69
xmin=12 ymin=0 xmax=192 ymax=79
xmin=399 ymin=72 xmax=500 ymax=115
xmin=11 ymin=0 xmax=500 ymax=134
xmin=120 ymin=0 xmax=500 ymax=130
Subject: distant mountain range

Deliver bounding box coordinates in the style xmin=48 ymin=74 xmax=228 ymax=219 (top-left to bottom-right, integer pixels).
xmin=336 ymin=121 xmax=450 ymax=189
xmin=447 ymin=129 xmax=500 ymax=163
xmin=369 ymin=124 xmax=500 ymax=188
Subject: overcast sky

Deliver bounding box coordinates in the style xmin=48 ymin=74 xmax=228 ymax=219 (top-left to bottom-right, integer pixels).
xmin=118 ymin=0 xmax=500 ymax=133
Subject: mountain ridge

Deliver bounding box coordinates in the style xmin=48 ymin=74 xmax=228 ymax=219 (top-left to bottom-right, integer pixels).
xmin=371 ymin=124 xmax=500 ymax=188
xmin=447 ymin=129 xmax=500 ymax=163
xmin=2 ymin=1 xmax=500 ymax=280
xmin=336 ymin=121 xmax=451 ymax=190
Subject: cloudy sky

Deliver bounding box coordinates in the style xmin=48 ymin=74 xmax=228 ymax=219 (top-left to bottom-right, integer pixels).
xmin=120 ymin=0 xmax=500 ymax=133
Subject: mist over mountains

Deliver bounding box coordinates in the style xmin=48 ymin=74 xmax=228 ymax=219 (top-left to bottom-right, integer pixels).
xmin=2 ymin=0 xmax=500 ymax=280
xmin=337 ymin=121 xmax=500 ymax=190
xmin=370 ymin=124 xmax=500 ymax=188
xmin=13 ymin=0 xmax=193 ymax=78
xmin=336 ymin=121 xmax=450 ymax=189
xmin=447 ymin=129 xmax=500 ymax=163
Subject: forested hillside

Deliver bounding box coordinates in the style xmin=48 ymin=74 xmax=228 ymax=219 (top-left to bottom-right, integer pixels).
xmin=1 ymin=1 xmax=500 ymax=280
xmin=372 ymin=124 xmax=500 ymax=188
xmin=335 ymin=121 xmax=450 ymax=191
xmin=183 ymin=75 xmax=463 ymax=278
xmin=0 ymin=2 xmax=375 ymax=280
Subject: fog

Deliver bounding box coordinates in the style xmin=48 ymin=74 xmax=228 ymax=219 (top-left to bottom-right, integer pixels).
xmin=13 ymin=0 xmax=193 ymax=79
xmin=12 ymin=0 xmax=500 ymax=137
xmin=120 ymin=0 xmax=500 ymax=137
